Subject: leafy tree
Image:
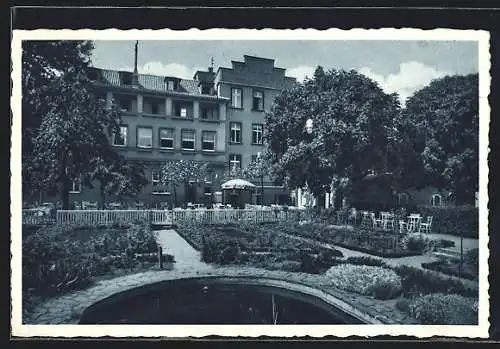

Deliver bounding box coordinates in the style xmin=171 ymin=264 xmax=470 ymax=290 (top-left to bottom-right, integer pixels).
xmin=24 ymin=40 xmax=127 ymax=209
xmin=403 ymin=74 xmax=479 ymax=204
xmin=160 ymin=160 xmax=209 ymax=206
xmin=22 ymin=41 xmax=94 ymax=198
xmin=265 ymin=66 xmax=402 ymax=205
xmin=86 ymin=154 xmax=149 ymax=209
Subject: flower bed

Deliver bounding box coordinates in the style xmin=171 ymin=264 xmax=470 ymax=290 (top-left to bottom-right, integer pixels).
xmin=273 ymin=222 xmax=420 ymax=258
xmin=325 ymin=265 xmax=403 ymax=300
xmin=22 ymin=223 xmax=168 ymax=315
xmin=177 ymin=223 xmax=344 ymax=273
xmin=421 ymin=260 xmax=478 ymax=280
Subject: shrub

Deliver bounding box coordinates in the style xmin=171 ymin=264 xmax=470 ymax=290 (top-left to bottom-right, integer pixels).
xmin=428 ymin=238 xmax=455 ymax=251
xmin=401 ymin=233 xmax=430 ymax=253
xmin=344 ymin=256 xmax=390 ymax=268
xmin=408 ymin=293 xmax=478 ymax=325
xmin=392 ymin=265 xmax=478 ymax=298
xmin=326 ymin=265 xmax=402 ymax=300
xmin=465 ymin=248 xmax=479 ymax=270
xmin=201 ymin=236 xmax=242 ymax=265
xmin=22 ymin=223 xmax=160 ymax=300
xmin=417 ymin=205 xmax=478 ymax=238
xmin=395 ymin=298 xmax=411 ymax=313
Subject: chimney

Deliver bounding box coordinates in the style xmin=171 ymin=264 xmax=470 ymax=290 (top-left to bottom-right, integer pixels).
xmin=132 ymin=40 xmax=139 ymax=85
xmin=208 ymin=57 xmax=214 ymax=73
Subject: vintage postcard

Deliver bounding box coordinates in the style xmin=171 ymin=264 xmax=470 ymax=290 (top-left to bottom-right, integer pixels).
xmin=11 ymin=28 xmax=490 ymax=338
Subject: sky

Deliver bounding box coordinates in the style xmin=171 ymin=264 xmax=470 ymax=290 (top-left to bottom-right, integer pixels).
xmin=91 ymin=40 xmax=478 ymax=104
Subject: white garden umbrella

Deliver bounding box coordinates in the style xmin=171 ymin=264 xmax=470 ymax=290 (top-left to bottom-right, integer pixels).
xmin=221 ymin=179 xmax=256 ymax=190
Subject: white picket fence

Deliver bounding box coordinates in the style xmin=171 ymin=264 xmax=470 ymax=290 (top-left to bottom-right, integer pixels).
xmin=54 ymin=208 xmax=306 ymax=226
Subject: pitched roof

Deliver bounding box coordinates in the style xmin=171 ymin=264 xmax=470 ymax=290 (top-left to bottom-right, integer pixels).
xmin=92 ymin=68 xmax=223 ymax=99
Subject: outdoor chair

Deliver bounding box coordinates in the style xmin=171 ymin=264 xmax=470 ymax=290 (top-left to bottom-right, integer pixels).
xmin=373 ymin=213 xmax=384 ymax=229
xmin=420 ymin=216 xmax=433 ymax=233
xmin=399 ymin=220 xmax=407 ymax=234
xmin=407 ymin=214 xmax=422 ymax=233
xmin=380 ymin=212 xmax=395 ymax=231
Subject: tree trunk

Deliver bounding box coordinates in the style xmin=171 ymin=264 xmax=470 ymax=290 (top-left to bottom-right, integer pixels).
xmin=172 ymin=182 xmax=177 ymax=208
xmin=99 ymin=181 xmax=106 ymax=209
xmin=61 ymin=176 xmax=70 ymax=210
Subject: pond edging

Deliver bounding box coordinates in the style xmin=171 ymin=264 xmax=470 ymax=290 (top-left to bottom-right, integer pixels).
xmin=23 ymin=266 xmax=417 ymax=325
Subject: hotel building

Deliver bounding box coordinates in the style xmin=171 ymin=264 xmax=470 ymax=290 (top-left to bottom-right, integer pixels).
xmin=56 ymin=53 xmax=297 ymax=208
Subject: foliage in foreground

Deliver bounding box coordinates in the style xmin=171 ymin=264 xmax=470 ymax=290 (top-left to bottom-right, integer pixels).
xmin=325 ymin=265 xmax=403 ymax=300
xmin=407 ymin=293 xmax=478 ymax=325
xmin=22 ymin=223 xmax=160 ymax=300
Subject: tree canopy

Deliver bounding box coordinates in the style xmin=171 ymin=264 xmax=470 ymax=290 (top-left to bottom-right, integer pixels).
xmin=265 ymin=66 xmax=402 ymax=201
xmin=22 ymin=40 xmax=146 ymax=208
xmin=403 ymin=73 xmax=479 ymax=204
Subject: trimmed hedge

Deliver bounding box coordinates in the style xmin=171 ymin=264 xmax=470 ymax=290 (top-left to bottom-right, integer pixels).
xmin=392 ymin=265 xmax=478 ymax=298
xmin=417 ymin=205 xmax=478 ymax=238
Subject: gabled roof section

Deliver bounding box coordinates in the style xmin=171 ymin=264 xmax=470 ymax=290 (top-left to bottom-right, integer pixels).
xmin=216 ymin=55 xmax=297 ymax=91
xmin=90 ymin=67 xmax=225 ymax=100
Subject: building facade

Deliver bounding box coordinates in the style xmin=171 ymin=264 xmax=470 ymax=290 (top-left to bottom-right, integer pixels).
xmin=35 ymin=54 xmax=297 ymax=208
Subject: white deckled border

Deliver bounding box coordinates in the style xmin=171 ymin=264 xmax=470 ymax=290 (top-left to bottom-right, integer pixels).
xmin=10 ymin=28 xmax=491 ymax=339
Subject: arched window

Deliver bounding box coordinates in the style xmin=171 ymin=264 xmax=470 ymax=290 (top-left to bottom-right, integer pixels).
xmin=431 ymin=194 xmax=442 ymax=207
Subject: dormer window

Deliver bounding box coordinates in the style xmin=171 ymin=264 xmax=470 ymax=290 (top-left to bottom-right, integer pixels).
xmin=165 ymin=78 xmax=176 ymax=91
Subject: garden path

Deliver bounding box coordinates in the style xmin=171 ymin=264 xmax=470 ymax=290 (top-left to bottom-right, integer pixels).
xmin=155 ymin=229 xmax=213 ymax=271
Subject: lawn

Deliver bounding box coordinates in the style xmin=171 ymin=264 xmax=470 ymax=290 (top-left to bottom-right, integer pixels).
xmin=22 ymin=223 xmax=173 ymax=319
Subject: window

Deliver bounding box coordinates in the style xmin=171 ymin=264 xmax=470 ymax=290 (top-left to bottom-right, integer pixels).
xmin=152 ymin=170 xmax=160 ymax=186
xmin=252 ymin=124 xmax=264 ymax=145
xmin=253 ymin=90 xmax=264 ymax=111
xmin=230 ymin=122 xmax=242 ymax=143
xmin=202 ymin=131 xmax=216 ymax=151
xmin=431 ymin=194 xmax=442 ymax=207
xmin=166 ymin=80 xmax=175 ymax=91
xmin=180 ymin=107 xmax=187 ymax=118
xmin=70 ymin=178 xmax=81 ymax=193
xmin=137 ymin=127 xmax=153 ymax=148
xmin=231 ymin=88 xmax=242 ymax=108
xmin=181 ymin=129 xmax=196 ymax=150
xmin=159 ymin=128 xmax=174 ymax=149
xmin=229 ymin=154 xmax=242 ymax=170
xmin=112 ymin=126 xmax=128 ymax=146
xmin=251 ymin=154 xmax=258 ymax=163
xmin=201 ymin=106 xmax=219 ymax=121
xmin=204 ymin=187 xmax=212 ymax=196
